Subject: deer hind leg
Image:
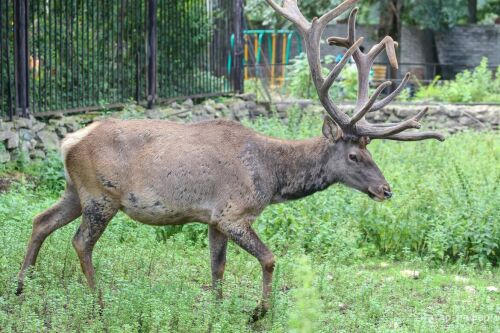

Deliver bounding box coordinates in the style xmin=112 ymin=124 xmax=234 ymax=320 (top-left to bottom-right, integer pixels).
xmin=72 ymin=197 xmax=117 ymax=290
xmin=217 ymin=221 xmax=275 ymax=321
xmin=17 ymin=184 xmax=82 ymax=294
xmin=208 ymin=225 xmax=228 ymax=299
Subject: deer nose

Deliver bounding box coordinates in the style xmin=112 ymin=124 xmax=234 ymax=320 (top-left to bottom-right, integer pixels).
xmin=382 ymin=185 xmax=392 ymax=199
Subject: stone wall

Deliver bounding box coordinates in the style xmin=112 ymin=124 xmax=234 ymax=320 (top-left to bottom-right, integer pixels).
xmin=0 ymin=96 xmax=498 ymax=164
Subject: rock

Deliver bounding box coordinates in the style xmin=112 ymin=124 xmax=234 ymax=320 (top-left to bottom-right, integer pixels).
xmin=37 ymin=130 xmax=60 ymax=151
xmin=245 ymin=101 xmax=257 ymax=110
xmin=203 ymin=104 xmax=216 ymax=115
xmin=50 ymin=112 xmax=64 ymax=119
xmin=464 ymin=286 xmax=476 ymax=294
xmin=6 ymin=133 xmax=19 ymax=149
xmin=446 ymin=108 xmax=462 ymax=118
xmin=182 ymin=98 xmax=194 ymax=107
xmin=0 ymin=144 xmax=10 ymax=163
xmin=145 ymin=108 xmax=165 ymax=119
xmin=297 ymin=100 xmax=313 ymax=108
xmin=30 ymin=149 xmax=46 ymax=160
xmin=19 ymin=128 xmax=35 ymax=141
xmin=394 ymin=108 xmax=415 ymax=119
xmin=459 ymin=116 xmax=476 ymax=126
xmin=170 ymin=102 xmax=181 ymax=109
xmin=0 ymin=121 xmax=12 ymax=131
xmin=14 ymin=117 xmax=32 ymax=129
xmin=214 ymin=103 xmax=227 ymax=111
xmin=401 ymin=270 xmax=420 ymax=279
xmin=251 ymin=106 xmax=268 ymax=118
xmin=32 ymin=122 xmax=46 ymax=132
xmin=56 ymin=126 xmax=67 ymax=138
xmin=236 ymin=93 xmax=256 ymax=101
xmin=486 ymin=286 xmax=498 ymax=293
xmin=230 ymin=100 xmax=248 ymax=120
xmin=64 ymin=121 xmax=80 ymax=133
xmin=276 ymin=103 xmax=289 ymax=113
xmin=0 ymin=130 xmax=16 ymax=142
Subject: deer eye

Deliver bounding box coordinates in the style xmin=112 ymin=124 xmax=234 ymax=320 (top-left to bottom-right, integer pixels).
xmin=348 ymin=153 xmax=358 ymax=162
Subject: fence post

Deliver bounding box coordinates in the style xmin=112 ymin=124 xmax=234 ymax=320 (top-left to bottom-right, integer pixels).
xmin=14 ymin=0 xmax=29 ymax=117
xmin=147 ymin=0 xmax=157 ymax=109
xmin=233 ymin=0 xmax=244 ymax=93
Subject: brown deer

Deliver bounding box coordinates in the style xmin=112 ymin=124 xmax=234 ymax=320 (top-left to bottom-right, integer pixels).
xmin=17 ymin=0 xmax=444 ymax=320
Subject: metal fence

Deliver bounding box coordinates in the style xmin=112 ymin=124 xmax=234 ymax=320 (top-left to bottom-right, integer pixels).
xmin=0 ymin=0 xmax=243 ymax=119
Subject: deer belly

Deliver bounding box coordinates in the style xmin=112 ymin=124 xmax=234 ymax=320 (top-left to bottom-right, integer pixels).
xmin=121 ymin=193 xmax=210 ymax=225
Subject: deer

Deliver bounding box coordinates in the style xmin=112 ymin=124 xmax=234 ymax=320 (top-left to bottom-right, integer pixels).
xmin=17 ymin=0 xmax=444 ymax=321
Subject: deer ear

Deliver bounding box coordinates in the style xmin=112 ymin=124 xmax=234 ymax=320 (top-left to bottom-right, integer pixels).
xmin=322 ymin=116 xmax=342 ymax=141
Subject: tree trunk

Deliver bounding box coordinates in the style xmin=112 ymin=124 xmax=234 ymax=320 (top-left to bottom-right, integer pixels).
xmin=468 ymin=0 xmax=477 ymax=24
xmin=378 ymin=0 xmax=403 ymax=82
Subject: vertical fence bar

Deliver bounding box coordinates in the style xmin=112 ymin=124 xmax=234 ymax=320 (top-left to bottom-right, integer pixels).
xmin=233 ymin=0 xmax=244 ymax=93
xmin=14 ymin=0 xmax=29 ymax=117
xmin=147 ymin=0 xmax=156 ymax=109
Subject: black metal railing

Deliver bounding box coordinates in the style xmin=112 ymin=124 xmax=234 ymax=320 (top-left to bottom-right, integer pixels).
xmin=0 ymin=0 xmax=243 ymax=119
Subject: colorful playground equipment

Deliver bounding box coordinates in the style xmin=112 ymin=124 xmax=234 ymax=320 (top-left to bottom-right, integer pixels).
xmin=228 ymin=30 xmax=303 ymax=88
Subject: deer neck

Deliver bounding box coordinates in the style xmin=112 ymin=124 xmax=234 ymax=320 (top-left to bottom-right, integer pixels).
xmin=271 ymin=137 xmax=338 ymax=202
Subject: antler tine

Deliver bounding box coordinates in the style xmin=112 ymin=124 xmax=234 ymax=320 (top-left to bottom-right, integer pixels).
xmin=322 ymin=37 xmax=364 ymax=94
xmin=357 ymin=107 xmax=443 ymax=140
xmin=367 ymin=36 xmax=399 ymax=69
xmin=371 ymin=72 xmax=410 ymax=112
xmin=265 ymin=0 xmax=311 ymax=34
xmin=350 ymin=81 xmax=392 ymax=125
xmin=382 ymin=132 xmax=446 ymax=141
xmin=316 ymin=0 xmax=359 ymax=29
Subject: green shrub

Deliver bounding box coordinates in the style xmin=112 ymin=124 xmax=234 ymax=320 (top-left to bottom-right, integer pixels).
xmin=414 ymin=58 xmax=500 ymax=103
xmin=285 ymin=53 xmax=359 ymax=101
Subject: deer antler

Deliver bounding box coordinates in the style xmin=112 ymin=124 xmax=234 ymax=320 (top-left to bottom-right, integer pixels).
xmin=265 ymin=0 xmax=445 ymax=142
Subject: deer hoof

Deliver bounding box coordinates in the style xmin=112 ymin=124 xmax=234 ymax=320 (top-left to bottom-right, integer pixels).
xmin=250 ymin=303 xmax=268 ymax=322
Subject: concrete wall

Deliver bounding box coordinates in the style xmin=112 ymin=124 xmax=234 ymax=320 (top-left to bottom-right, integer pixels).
xmin=435 ymin=25 xmax=500 ymax=78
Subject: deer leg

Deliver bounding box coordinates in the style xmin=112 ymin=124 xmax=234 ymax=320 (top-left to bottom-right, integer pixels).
xmin=217 ymin=222 xmax=275 ymax=321
xmin=72 ymin=198 xmax=117 ymax=290
xmin=208 ymin=225 xmax=228 ymax=299
xmin=17 ymin=185 xmax=82 ymax=294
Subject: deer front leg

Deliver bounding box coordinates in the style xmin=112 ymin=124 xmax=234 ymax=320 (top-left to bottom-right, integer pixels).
xmin=208 ymin=225 xmax=228 ymax=299
xmin=217 ymin=221 xmax=275 ymax=321
xmin=72 ymin=198 xmax=117 ymax=290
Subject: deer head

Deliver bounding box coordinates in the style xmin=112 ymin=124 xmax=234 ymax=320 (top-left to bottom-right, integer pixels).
xmin=266 ymin=0 xmax=444 ymax=200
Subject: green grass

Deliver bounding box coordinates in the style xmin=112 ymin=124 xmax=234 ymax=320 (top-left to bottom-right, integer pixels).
xmin=0 ymin=111 xmax=498 ymax=332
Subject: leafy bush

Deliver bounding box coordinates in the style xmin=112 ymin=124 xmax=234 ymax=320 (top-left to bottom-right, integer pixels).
xmin=286 ymin=53 xmax=359 ymax=101
xmin=414 ymin=58 xmax=500 ymax=103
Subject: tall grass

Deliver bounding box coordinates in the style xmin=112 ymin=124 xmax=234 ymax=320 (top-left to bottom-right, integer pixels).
xmin=0 ymin=109 xmax=498 ymax=331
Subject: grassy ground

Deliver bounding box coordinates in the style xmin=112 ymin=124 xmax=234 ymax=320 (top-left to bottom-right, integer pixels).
xmin=0 ymin=113 xmax=498 ymax=332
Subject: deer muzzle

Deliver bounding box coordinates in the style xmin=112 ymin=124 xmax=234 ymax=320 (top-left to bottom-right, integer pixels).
xmin=368 ymin=184 xmax=392 ymax=201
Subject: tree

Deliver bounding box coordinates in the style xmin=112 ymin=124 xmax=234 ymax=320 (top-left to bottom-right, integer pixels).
xmin=468 ymin=0 xmax=478 ymax=23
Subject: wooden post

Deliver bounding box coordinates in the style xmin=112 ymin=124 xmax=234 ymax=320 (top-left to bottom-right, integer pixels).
xmin=14 ymin=0 xmax=29 ymax=117
xmin=147 ymin=0 xmax=157 ymax=109
xmin=233 ymin=0 xmax=244 ymax=93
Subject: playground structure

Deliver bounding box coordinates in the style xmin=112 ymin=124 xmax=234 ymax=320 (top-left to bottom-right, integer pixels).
xmin=229 ymin=30 xmax=303 ymax=90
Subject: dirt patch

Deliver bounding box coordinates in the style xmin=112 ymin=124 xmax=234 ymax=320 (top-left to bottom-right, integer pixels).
xmin=0 ymin=172 xmax=30 ymax=193
xmin=0 ymin=177 xmax=13 ymax=193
